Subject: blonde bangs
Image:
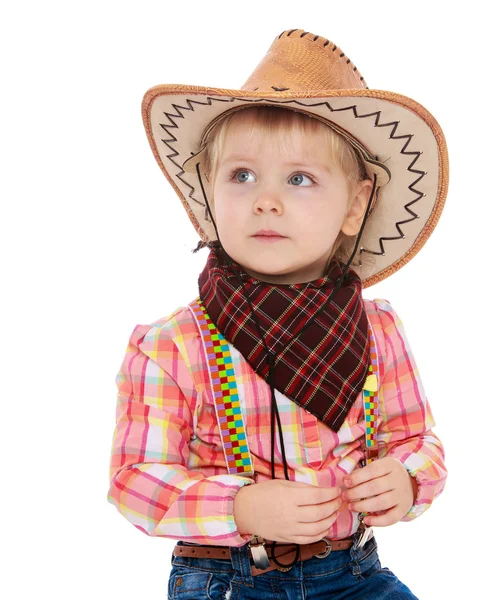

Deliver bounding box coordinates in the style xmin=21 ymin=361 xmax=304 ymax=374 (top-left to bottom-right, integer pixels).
xmin=203 ymin=106 xmax=370 ymax=190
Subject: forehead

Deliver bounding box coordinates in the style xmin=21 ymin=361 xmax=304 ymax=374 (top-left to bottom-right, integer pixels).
xmin=220 ymin=111 xmax=333 ymax=162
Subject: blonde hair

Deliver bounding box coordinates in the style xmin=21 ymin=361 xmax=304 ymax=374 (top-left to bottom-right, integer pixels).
xmin=200 ymin=106 xmax=373 ymax=267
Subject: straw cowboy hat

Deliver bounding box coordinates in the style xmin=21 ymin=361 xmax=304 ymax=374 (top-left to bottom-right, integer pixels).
xmin=141 ymin=28 xmax=449 ymax=287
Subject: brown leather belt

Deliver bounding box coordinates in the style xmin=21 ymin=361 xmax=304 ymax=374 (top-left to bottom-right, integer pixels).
xmin=173 ymin=537 xmax=355 ymax=576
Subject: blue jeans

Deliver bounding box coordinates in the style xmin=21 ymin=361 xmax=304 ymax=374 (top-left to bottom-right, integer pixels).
xmin=168 ymin=535 xmax=418 ymax=599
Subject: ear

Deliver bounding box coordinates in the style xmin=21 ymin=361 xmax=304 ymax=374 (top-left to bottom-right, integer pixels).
xmin=341 ymin=179 xmax=374 ymax=236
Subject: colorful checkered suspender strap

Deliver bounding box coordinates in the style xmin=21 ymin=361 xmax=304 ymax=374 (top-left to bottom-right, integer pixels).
xmin=189 ymin=297 xmax=380 ymax=476
xmin=189 ymin=298 xmax=254 ymax=475
xmin=363 ymin=322 xmax=381 ymax=465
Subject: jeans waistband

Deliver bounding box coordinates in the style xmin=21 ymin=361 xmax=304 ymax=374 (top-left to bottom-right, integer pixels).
xmin=171 ymin=533 xmax=379 ymax=583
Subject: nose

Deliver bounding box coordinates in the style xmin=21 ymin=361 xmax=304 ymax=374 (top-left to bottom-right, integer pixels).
xmin=253 ymin=190 xmax=284 ymax=215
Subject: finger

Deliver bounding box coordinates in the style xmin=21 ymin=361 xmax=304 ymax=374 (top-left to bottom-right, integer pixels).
xmin=296 ymin=486 xmax=341 ymax=506
xmin=344 ymin=459 xmax=392 ymax=489
xmin=299 ymin=511 xmax=340 ymax=536
xmin=289 ymin=512 xmax=340 ymax=544
xmin=298 ymin=496 xmax=343 ymax=522
xmin=363 ymin=506 xmax=403 ymax=527
xmin=348 ymin=490 xmax=397 ymax=514
xmin=344 ymin=474 xmax=393 ymax=502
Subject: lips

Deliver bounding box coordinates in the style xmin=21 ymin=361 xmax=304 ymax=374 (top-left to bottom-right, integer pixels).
xmin=252 ymin=229 xmax=285 ymax=237
xmin=251 ymin=229 xmax=286 ymax=244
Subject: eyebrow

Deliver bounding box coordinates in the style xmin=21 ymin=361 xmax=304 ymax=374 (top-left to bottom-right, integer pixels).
xmin=220 ymin=155 xmax=332 ymax=174
xmin=283 ymin=161 xmax=332 ymax=174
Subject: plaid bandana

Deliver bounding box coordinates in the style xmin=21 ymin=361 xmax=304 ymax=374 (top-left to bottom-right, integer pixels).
xmin=198 ymin=247 xmax=370 ymax=432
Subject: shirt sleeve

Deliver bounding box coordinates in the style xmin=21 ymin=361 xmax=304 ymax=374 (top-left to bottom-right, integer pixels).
xmin=373 ymin=299 xmax=447 ymax=521
xmin=107 ymin=322 xmax=255 ymax=546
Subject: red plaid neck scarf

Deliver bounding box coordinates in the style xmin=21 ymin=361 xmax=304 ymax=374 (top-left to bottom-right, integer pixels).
xmin=198 ymin=247 xmax=370 ymax=432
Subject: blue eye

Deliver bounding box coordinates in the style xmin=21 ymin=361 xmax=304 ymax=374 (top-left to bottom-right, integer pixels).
xmin=234 ymin=170 xmax=256 ymax=183
xmin=289 ymin=173 xmax=314 ymax=186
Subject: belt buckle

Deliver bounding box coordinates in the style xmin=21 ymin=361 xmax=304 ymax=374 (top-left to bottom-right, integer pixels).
xmin=249 ymin=536 xmax=270 ymax=570
xmin=314 ymin=538 xmax=332 ymax=559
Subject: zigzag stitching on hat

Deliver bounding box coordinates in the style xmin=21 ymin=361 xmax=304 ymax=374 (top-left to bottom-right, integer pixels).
xmin=345 ymin=115 xmax=425 ymax=256
xmin=157 ymin=96 xmax=426 ymax=255
xmin=159 ymin=97 xmax=233 ymax=211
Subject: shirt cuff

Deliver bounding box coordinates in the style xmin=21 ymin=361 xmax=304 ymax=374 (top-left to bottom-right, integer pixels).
xmin=154 ymin=474 xmax=256 ymax=546
xmin=226 ymin=477 xmax=256 ymax=546
xmin=401 ymin=468 xmax=436 ymax=521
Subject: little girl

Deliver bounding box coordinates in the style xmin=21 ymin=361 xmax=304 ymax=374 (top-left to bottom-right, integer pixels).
xmin=107 ymin=29 xmax=448 ymax=599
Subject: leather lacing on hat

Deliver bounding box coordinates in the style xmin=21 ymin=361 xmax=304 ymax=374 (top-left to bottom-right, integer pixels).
xmin=277 ymin=29 xmax=367 ymax=87
xmin=195 ymin=160 xmax=377 ymax=569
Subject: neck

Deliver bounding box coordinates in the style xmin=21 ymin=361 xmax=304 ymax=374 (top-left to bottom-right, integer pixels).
xmin=216 ymin=244 xmax=339 ymax=286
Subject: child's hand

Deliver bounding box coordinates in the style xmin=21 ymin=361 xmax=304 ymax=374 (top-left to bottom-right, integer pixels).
xmin=342 ymin=457 xmax=417 ymax=527
xmin=234 ymin=480 xmax=342 ymax=544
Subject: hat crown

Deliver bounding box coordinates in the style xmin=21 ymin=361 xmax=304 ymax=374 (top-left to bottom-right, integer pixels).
xmin=241 ymin=29 xmax=368 ymax=93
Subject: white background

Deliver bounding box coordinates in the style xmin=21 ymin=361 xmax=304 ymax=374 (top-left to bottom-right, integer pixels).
xmin=2 ymin=1 xmax=487 ymax=598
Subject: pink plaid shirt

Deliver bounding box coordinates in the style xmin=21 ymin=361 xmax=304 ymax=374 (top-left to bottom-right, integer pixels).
xmin=107 ymin=298 xmax=446 ymax=546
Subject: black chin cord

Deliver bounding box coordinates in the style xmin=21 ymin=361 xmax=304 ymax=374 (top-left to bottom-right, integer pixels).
xmin=195 ymin=164 xmax=377 ymax=568
xmin=196 ymin=164 xmax=290 ymax=480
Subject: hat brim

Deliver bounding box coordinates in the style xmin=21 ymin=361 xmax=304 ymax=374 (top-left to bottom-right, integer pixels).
xmin=142 ymin=86 xmax=448 ymax=288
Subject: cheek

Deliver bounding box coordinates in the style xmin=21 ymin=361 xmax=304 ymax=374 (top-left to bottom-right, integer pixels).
xmin=211 ymin=191 xmax=226 ymax=224
xmin=212 ymin=198 xmax=242 ymax=239
xmin=214 ymin=201 xmax=234 ymax=229
xmin=213 ymin=190 xmax=248 ymax=226
xmin=301 ymin=203 xmax=345 ymax=239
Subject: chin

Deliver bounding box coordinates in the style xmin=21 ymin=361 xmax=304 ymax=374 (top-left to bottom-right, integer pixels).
xmin=240 ymin=259 xmax=290 ymax=274
xmin=244 ymin=265 xmax=300 ymax=282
